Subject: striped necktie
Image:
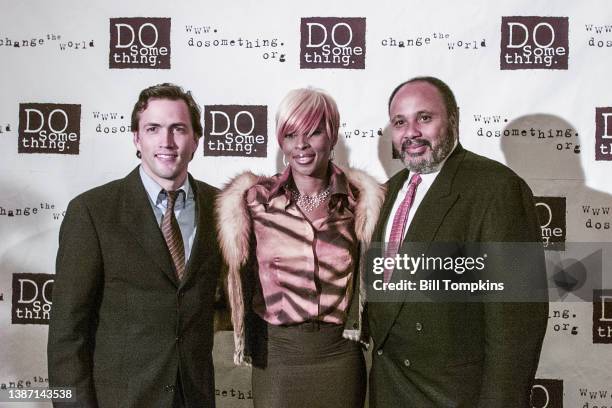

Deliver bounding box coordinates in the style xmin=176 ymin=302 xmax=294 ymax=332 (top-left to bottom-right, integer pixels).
xmin=161 ymin=190 xmax=186 ymax=281
xmin=384 ymin=173 xmax=422 ymax=283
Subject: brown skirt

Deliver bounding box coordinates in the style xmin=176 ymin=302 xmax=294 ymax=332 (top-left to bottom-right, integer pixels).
xmin=251 ymin=320 xmax=366 ymax=408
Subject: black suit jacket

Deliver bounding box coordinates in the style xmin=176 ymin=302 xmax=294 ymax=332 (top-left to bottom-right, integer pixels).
xmin=367 ymin=145 xmax=548 ymax=408
xmin=48 ymin=167 xmax=222 ymax=408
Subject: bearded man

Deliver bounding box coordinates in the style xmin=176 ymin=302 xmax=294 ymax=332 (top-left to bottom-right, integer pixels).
xmin=367 ymin=76 xmax=549 ymax=408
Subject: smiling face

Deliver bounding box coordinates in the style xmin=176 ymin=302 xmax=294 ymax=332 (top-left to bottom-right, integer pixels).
xmin=281 ymin=122 xmax=333 ymax=180
xmin=276 ymin=88 xmax=339 ymax=183
xmin=389 ymin=81 xmax=456 ymax=174
xmin=133 ymin=98 xmax=199 ymax=190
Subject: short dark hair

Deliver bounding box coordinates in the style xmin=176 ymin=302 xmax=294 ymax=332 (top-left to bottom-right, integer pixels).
xmin=131 ymin=83 xmax=203 ymax=139
xmin=388 ymin=76 xmax=459 ymax=138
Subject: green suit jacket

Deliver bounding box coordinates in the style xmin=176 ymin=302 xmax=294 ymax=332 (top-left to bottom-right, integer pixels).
xmin=367 ymin=144 xmax=548 ymax=408
xmin=48 ymin=167 xmax=222 ymax=408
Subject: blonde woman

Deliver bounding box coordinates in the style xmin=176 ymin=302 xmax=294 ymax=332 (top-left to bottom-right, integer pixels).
xmin=216 ymin=88 xmax=383 ymax=408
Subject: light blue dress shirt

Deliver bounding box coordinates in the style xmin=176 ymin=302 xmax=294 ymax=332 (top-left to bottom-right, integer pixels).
xmin=139 ymin=166 xmax=197 ymax=263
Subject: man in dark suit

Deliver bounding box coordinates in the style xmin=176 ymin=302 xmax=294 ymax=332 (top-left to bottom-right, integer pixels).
xmin=48 ymin=83 xmax=222 ymax=407
xmin=367 ymin=77 xmax=549 ymax=407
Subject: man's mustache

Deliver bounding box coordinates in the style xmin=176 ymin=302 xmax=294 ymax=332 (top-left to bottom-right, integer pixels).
xmin=401 ymin=139 xmax=431 ymax=151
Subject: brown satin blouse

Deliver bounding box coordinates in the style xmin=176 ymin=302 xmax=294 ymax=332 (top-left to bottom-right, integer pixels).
xmin=246 ymin=164 xmax=358 ymax=325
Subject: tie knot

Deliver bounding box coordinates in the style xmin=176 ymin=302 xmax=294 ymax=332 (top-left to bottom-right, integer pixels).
xmin=164 ymin=190 xmax=181 ymax=210
xmin=410 ymin=173 xmax=422 ymax=186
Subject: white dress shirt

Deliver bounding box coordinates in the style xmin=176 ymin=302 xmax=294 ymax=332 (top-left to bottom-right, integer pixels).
xmin=384 ymin=143 xmax=457 ymax=243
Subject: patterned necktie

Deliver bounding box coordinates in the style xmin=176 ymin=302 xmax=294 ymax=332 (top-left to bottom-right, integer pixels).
xmin=384 ymin=173 xmax=422 ymax=283
xmin=161 ymin=190 xmax=186 ymax=281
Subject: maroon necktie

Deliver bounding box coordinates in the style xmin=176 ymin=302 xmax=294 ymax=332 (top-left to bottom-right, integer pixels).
xmin=384 ymin=174 xmax=422 ymax=283
xmin=161 ymin=190 xmax=185 ymax=281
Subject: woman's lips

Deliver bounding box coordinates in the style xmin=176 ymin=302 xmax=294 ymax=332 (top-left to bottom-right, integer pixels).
xmin=293 ymin=153 xmax=315 ymax=165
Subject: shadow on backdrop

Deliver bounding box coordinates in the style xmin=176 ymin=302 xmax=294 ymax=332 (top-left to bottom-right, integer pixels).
xmin=501 ymin=114 xmax=611 ymax=303
xmin=378 ymin=123 xmax=405 ymax=179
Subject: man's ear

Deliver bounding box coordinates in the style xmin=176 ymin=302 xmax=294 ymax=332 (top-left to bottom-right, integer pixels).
xmin=190 ymin=136 xmax=200 ymax=160
xmin=449 ymin=115 xmax=460 ymax=143
xmin=133 ymin=131 xmax=140 ymax=149
xmin=133 ymin=132 xmax=142 ymax=159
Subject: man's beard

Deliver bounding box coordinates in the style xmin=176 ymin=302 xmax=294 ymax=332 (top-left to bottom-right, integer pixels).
xmin=399 ymin=134 xmax=455 ymax=174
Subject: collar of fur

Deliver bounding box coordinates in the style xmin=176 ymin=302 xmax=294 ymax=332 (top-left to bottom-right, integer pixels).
xmin=215 ymin=167 xmax=384 ymax=271
xmin=214 ymin=166 xmax=384 ymax=365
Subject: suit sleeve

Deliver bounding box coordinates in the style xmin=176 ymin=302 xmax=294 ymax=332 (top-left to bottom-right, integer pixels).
xmin=213 ymin=263 xmax=233 ymax=331
xmin=476 ymin=178 xmax=549 ymax=408
xmin=48 ymin=197 xmax=102 ymax=408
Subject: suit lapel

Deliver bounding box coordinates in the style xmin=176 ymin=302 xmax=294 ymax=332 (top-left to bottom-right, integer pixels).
xmin=372 ymin=145 xmax=466 ymax=344
xmin=120 ymin=167 xmax=178 ymax=286
xmin=404 ymin=144 xmax=465 ymax=245
xmin=180 ymin=176 xmax=216 ymax=286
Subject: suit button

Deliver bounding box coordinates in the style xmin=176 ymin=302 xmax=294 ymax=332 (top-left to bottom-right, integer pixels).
xmin=352 ymin=322 xmax=359 ymax=329
xmin=164 ymin=385 xmax=175 ymax=392
xmin=404 ymin=359 xmax=411 ymax=367
xmin=377 ymin=349 xmax=383 ymax=356
xmin=415 ymin=322 xmax=423 ymax=331
xmin=175 ymin=336 xmax=180 ymax=343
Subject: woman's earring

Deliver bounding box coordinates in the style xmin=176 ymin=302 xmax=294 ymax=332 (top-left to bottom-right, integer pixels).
xmin=330 ymin=149 xmax=335 ymax=161
xmin=283 ymin=154 xmax=289 ymax=167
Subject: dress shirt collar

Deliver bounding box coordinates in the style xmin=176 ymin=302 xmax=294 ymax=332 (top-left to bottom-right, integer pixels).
xmin=139 ymin=165 xmax=191 ymax=210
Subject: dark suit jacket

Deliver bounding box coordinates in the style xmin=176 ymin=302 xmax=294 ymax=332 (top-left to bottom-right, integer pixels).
xmin=48 ymin=167 xmax=222 ymax=408
xmin=367 ymin=144 xmax=548 ymax=408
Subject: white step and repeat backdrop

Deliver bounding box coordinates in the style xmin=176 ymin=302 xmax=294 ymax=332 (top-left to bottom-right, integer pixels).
xmin=1 ymin=0 xmax=612 ymax=407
